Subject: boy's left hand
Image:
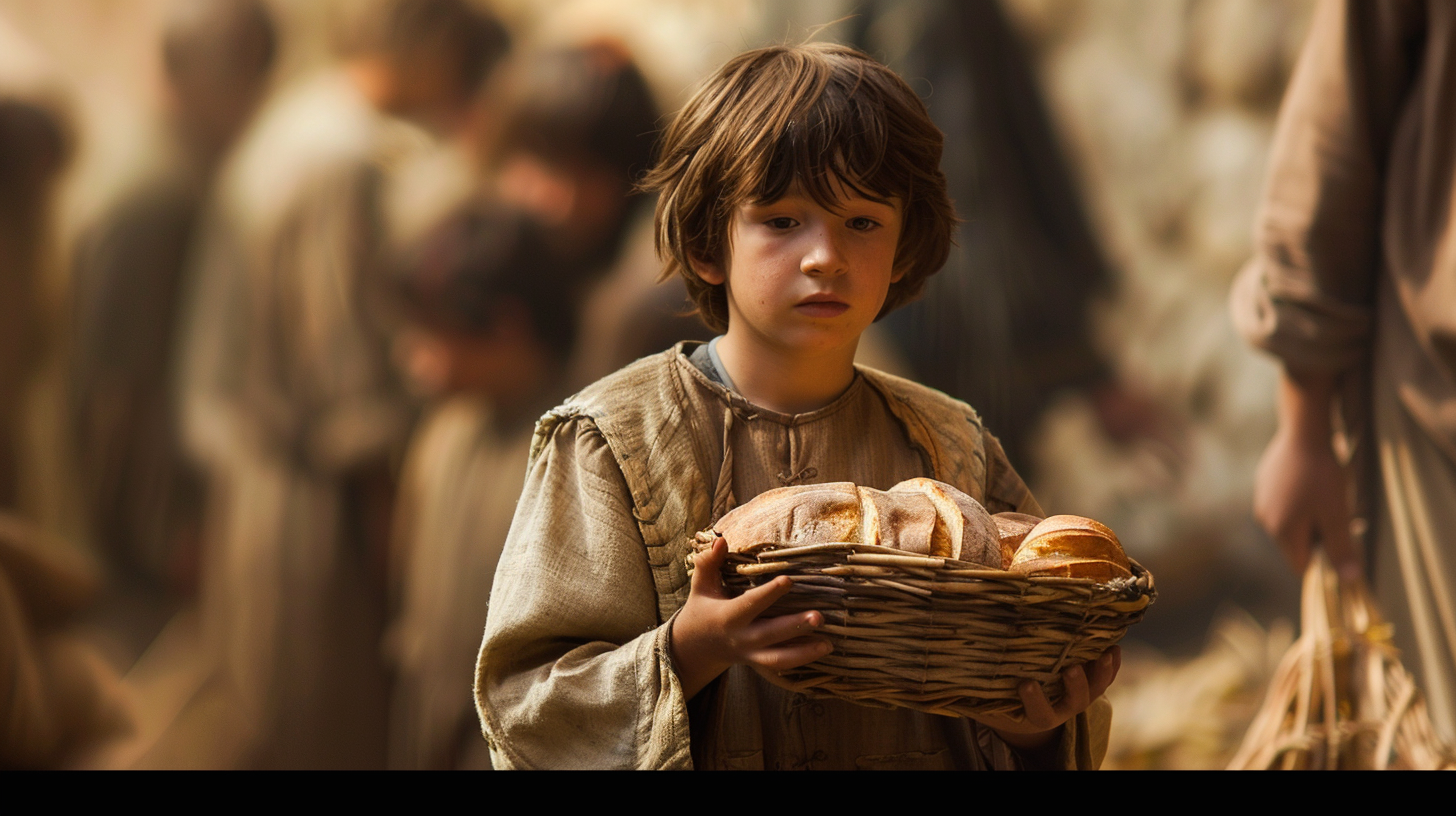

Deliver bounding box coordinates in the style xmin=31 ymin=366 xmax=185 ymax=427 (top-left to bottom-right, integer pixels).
xmin=972 ymin=647 xmax=1121 ymax=757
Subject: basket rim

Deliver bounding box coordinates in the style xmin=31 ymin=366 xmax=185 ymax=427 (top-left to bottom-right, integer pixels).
xmin=697 ymin=539 xmax=1156 ymax=600
xmin=703 ymin=539 xmax=1154 ymax=718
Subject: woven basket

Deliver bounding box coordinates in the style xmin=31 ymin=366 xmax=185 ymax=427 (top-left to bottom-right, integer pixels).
xmin=701 ymin=541 xmax=1155 ymax=719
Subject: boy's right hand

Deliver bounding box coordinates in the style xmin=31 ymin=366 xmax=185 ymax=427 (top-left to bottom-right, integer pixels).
xmin=670 ymin=536 xmax=832 ymax=699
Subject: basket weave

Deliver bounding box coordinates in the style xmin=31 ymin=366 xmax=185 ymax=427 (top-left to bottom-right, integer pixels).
xmin=701 ymin=541 xmax=1155 ymax=719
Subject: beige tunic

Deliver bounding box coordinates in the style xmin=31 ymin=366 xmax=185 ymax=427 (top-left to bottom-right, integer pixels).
xmin=477 ymin=347 xmax=1108 ymax=770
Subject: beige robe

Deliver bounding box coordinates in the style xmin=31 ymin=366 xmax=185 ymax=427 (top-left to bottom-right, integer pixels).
xmin=68 ymin=154 xmax=207 ymax=594
xmin=173 ymin=72 xmax=420 ymax=768
xmin=477 ymin=346 xmax=1109 ymax=770
xmin=1230 ymin=0 xmax=1456 ymax=741
xmin=385 ymin=395 xmax=537 ymax=769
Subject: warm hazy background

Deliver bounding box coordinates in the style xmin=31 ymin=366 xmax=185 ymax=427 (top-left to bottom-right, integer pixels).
xmin=1 ymin=0 xmax=1320 ymax=769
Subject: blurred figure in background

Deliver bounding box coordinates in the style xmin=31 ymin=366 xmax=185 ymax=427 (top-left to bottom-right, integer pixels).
xmin=482 ymin=41 xmax=696 ymax=388
xmin=66 ymin=0 xmax=277 ymax=666
xmin=0 ymin=21 xmax=71 ymax=516
xmin=176 ymin=0 xmax=509 ymax=768
xmin=852 ymin=0 xmax=1171 ymax=475
xmin=0 ymin=515 xmax=129 ymax=768
xmin=384 ymin=203 xmax=582 ymax=770
xmin=0 ymin=14 xmax=129 ymax=769
xmin=1235 ymin=0 xmax=1456 ymax=742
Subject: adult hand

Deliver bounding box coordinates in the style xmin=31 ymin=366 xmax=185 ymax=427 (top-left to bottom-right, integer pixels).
xmin=1253 ymin=368 xmax=1360 ymax=580
xmin=669 ymin=537 xmax=832 ymax=699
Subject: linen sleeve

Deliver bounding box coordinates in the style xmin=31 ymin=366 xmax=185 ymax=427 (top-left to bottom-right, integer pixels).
xmin=474 ymin=416 xmax=692 ymax=770
xmin=1231 ymin=0 xmax=1426 ymax=372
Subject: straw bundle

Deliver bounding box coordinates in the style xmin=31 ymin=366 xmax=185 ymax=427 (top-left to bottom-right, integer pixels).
xmin=1228 ymin=551 xmax=1456 ymax=770
xmin=700 ymin=541 xmax=1154 ymax=719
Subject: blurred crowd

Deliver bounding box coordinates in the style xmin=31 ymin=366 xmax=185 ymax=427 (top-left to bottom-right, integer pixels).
xmin=0 ymin=0 xmax=1336 ymax=770
xmin=1 ymin=0 xmax=704 ymax=769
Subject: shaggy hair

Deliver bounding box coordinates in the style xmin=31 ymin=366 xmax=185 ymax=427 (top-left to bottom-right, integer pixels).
xmin=641 ymin=42 xmax=956 ymax=332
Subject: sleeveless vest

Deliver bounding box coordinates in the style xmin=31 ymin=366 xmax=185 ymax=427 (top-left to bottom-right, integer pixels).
xmin=528 ymin=344 xmax=1000 ymax=623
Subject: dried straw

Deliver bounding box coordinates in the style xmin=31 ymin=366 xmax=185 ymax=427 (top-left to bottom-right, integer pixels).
xmin=1227 ymin=551 xmax=1456 ymax=770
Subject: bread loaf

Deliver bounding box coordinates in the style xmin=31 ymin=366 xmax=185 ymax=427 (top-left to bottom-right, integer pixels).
xmin=991 ymin=512 xmax=1042 ymax=569
xmin=1008 ymin=514 xmax=1131 ymax=582
xmin=886 ymin=478 xmax=999 ymax=567
xmin=701 ymin=479 xmax=1002 ymax=568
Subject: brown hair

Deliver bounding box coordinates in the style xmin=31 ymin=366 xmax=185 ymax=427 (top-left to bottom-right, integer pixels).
xmin=488 ymin=40 xmax=659 ymax=181
xmin=341 ymin=0 xmax=510 ymax=99
xmin=393 ymin=203 xmax=583 ymax=359
xmin=641 ymin=42 xmax=956 ymax=332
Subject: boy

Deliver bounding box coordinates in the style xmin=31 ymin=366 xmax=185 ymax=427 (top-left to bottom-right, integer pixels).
xmin=476 ymin=42 xmax=1118 ymax=770
xmin=387 ymin=204 xmax=583 ymax=769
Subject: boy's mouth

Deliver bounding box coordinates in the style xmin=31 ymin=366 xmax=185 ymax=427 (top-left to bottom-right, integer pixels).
xmin=795 ymin=293 xmax=850 ymax=318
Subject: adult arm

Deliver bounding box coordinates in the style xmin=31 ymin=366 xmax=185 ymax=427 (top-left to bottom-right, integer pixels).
xmin=1231 ymin=0 xmax=1426 ymax=575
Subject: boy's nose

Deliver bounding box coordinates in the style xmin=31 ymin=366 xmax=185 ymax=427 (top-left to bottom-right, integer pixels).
xmin=801 ymin=229 xmax=848 ymax=277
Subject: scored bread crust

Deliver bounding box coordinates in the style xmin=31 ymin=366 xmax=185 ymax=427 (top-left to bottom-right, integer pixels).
xmin=1008 ymin=515 xmax=1132 ymax=582
xmin=708 ymin=482 xmax=861 ymax=552
xmin=862 ymin=487 xmax=938 ymax=555
xmin=888 ymin=478 xmax=999 ymax=566
xmin=706 ymin=478 xmax=1001 ymax=569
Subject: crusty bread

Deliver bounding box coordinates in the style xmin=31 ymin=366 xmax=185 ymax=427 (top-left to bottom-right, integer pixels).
xmin=860 ymin=486 xmax=938 ymax=555
xmin=1008 ymin=514 xmax=1132 ymax=582
xmin=705 ymin=479 xmax=1001 ymax=568
xmin=707 ymin=482 xmax=862 ymax=553
xmin=991 ymin=512 xmax=1042 ymax=569
xmin=887 ymin=478 xmax=999 ymax=565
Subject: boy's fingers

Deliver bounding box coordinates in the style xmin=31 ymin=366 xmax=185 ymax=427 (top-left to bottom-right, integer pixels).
xmin=1018 ymin=680 xmax=1058 ymax=730
xmin=731 ymin=574 xmax=796 ymax=622
xmin=743 ymin=609 xmax=823 ymax=650
xmin=749 ymin=637 xmax=833 ymax=673
xmin=1086 ymin=647 xmax=1121 ymax=699
xmin=1058 ymin=665 xmax=1090 ymax=717
xmin=690 ymin=537 xmax=728 ymax=599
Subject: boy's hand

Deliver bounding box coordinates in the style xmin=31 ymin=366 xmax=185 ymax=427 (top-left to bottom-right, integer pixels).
xmin=970 ymin=646 xmax=1121 ymax=763
xmin=670 ymin=537 xmax=832 ymax=699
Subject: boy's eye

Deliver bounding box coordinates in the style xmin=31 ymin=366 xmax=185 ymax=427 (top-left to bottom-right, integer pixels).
xmin=848 ymin=216 xmax=880 ymax=231
xmin=766 ymin=217 xmax=798 ymax=230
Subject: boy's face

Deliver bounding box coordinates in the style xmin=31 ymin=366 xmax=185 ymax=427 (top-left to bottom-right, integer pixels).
xmin=693 ymin=179 xmax=903 ymax=357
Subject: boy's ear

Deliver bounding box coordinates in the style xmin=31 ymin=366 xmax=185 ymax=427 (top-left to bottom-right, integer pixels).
xmin=689 ymin=254 xmax=727 ymax=286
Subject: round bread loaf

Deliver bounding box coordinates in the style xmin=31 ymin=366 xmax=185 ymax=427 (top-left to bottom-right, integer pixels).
xmin=701 ymin=478 xmax=1002 ymax=568
xmin=1008 ymin=514 xmax=1132 ymax=582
